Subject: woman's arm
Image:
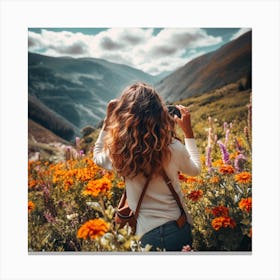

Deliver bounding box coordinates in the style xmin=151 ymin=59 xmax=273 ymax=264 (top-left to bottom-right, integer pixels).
xmin=93 ymin=99 xmax=118 ymax=170
xmin=174 ymin=105 xmax=201 ymax=175
xmin=93 ymin=126 xmax=113 ymax=170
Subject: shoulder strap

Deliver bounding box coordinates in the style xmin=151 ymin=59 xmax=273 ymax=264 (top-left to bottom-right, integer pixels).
xmin=123 ymin=173 xmax=153 ymax=219
xmin=161 ymin=169 xmax=184 ymax=211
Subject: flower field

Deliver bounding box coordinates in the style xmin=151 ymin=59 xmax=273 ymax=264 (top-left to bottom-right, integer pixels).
xmin=28 ymin=102 xmax=252 ymax=252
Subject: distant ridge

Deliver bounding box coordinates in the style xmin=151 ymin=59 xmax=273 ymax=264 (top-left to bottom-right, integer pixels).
xmin=156 ymin=31 xmax=252 ymax=102
xmin=28 ymin=52 xmax=157 ymax=140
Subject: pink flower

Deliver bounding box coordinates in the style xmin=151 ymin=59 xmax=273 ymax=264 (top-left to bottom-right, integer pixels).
xmin=217 ymin=140 xmax=230 ymax=164
xmin=182 ymin=245 xmax=192 ymax=252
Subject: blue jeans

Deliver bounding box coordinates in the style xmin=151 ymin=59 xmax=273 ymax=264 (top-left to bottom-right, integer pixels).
xmin=140 ymin=220 xmax=192 ymax=251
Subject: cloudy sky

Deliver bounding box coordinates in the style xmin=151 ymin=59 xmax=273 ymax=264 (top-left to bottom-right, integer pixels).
xmin=28 ymin=27 xmax=251 ymax=76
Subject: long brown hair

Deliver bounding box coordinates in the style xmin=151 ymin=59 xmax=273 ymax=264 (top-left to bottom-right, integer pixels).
xmin=104 ymin=82 xmax=176 ymax=178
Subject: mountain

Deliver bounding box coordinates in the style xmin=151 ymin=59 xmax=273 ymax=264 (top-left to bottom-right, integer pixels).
xmin=28 ymin=52 xmax=157 ymax=141
xmin=155 ymin=31 xmax=252 ymax=102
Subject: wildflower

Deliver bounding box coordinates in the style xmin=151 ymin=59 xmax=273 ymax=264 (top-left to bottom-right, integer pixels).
xmin=104 ymin=171 xmax=114 ymax=180
xmin=207 ymin=128 xmax=213 ymax=147
xmin=211 ymin=205 xmax=229 ymax=217
xmin=205 ymin=146 xmax=213 ymax=172
xmin=217 ymin=140 xmax=230 ymax=164
xmin=44 ymin=210 xmax=56 ymax=224
xmin=83 ymin=177 xmax=112 ymax=197
xmin=77 ymin=219 xmax=110 ymax=240
xmin=75 ymin=137 xmax=80 ymax=149
xmin=234 ymin=154 xmax=247 ymax=172
xmin=65 ymin=146 xmax=72 ymax=161
xmin=234 ymin=137 xmax=243 ymax=152
xmin=212 ymin=159 xmax=224 ymax=167
xmin=117 ymin=181 xmax=125 ymax=188
xmin=219 ymin=165 xmax=235 ymax=174
xmin=244 ymin=126 xmax=249 ymax=140
xmin=66 ymin=213 xmax=79 ymax=220
xmin=182 ymin=245 xmax=192 ymax=252
xmin=230 ymin=152 xmax=239 ymax=160
xmin=225 ymin=129 xmax=230 ymax=146
xmin=186 ymin=177 xmax=198 ymax=184
xmin=178 ymin=172 xmax=188 ymax=182
xmin=239 ymin=197 xmax=252 ymax=212
xmin=211 ymin=216 xmax=236 ymax=231
xmin=210 ymin=176 xmax=220 ymax=184
xmin=187 ymin=190 xmax=203 ymax=202
xmin=28 ymin=179 xmax=37 ymax=188
xmin=223 ymin=122 xmax=228 ymax=132
xmin=28 ymin=201 xmax=35 ymax=213
xmin=235 ymin=172 xmax=252 ymax=184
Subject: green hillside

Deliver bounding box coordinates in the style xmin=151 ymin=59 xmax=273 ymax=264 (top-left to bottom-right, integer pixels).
xmin=173 ymin=81 xmax=251 ymax=148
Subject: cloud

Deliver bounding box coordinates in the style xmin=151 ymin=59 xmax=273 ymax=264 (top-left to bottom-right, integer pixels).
xmin=231 ymin=28 xmax=252 ymax=40
xmin=28 ymin=29 xmax=92 ymax=57
xmin=99 ymin=37 xmax=124 ymax=51
xmin=28 ymin=28 xmax=222 ymax=75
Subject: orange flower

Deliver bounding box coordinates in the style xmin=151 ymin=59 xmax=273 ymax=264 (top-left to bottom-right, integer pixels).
xmin=83 ymin=177 xmax=112 ymax=197
xmin=104 ymin=171 xmax=114 ymax=180
xmin=28 ymin=201 xmax=35 ymax=213
xmin=239 ymin=197 xmax=252 ymax=212
xmin=235 ymin=172 xmax=252 ymax=184
xmin=187 ymin=190 xmax=203 ymax=202
xmin=28 ymin=179 xmax=37 ymax=188
xmin=211 ymin=205 xmax=229 ymax=217
xmin=219 ymin=165 xmax=235 ymax=174
xmin=186 ymin=177 xmax=198 ymax=184
xmin=210 ymin=176 xmax=219 ymax=184
xmin=77 ymin=219 xmax=109 ymax=240
xmin=211 ymin=216 xmax=236 ymax=231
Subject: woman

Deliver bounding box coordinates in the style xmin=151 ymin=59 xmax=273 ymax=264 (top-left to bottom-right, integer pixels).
xmin=93 ymin=82 xmax=201 ymax=251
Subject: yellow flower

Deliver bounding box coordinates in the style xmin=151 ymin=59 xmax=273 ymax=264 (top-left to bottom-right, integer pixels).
xmin=212 ymin=159 xmax=224 ymax=167
xmin=117 ymin=181 xmax=125 ymax=188
xmin=235 ymin=172 xmax=252 ymax=184
xmin=77 ymin=219 xmax=109 ymax=240
xmin=230 ymin=152 xmax=240 ymax=160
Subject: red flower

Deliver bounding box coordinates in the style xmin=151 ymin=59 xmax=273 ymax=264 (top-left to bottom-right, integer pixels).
xmin=211 ymin=205 xmax=229 ymax=217
xmin=187 ymin=190 xmax=203 ymax=202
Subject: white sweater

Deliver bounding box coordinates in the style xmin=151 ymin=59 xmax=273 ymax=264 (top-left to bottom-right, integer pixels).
xmin=93 ymin=128 xmax=201 ymax=237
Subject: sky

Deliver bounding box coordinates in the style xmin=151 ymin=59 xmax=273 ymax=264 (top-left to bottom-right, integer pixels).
xmin=28 ymin=27 xmax=251 ymax=76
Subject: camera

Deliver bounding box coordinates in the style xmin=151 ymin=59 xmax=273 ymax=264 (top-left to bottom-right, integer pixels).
xmin=167 ymin=105 xmax=181 ymax=118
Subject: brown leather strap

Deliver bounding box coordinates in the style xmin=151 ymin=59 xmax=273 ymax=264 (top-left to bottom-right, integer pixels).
xmin=123 ymin=173 xmax=153 ymax=219
xmin=161 ymin=169 xmax=184 ymax=212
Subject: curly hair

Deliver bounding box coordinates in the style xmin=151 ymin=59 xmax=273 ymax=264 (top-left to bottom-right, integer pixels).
xmin=104 ymin=82 xmax=177 ymax=178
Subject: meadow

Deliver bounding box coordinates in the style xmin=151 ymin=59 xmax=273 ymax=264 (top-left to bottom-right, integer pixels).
xmin=28 ymin=85 xmax=252 ymax=252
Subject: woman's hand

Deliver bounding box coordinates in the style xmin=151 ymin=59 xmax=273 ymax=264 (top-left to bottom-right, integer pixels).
xmin=174 ymin=105 xmax=194 ymax=138
xmin=103 ymin=99 xmax=118 ymax=129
